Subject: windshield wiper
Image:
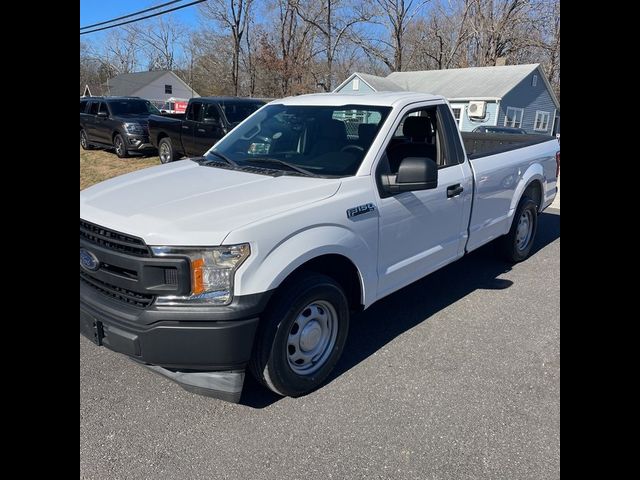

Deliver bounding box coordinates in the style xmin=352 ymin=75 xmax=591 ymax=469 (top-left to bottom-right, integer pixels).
xmin=246 ymin=158 xmax=317 ymax=177
xmin=205 ymin=150 xmax=239 ymax=167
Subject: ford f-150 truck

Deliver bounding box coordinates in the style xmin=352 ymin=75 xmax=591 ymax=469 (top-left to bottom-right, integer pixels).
xmin=80 ymin=92 xmax=559 ymax=403
xmin=148 ymin=96 xmax=265 ymax=164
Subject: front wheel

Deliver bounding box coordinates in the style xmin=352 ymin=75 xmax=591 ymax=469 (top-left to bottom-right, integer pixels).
xmin=113 ymin=134 xmax=129 ymax=158
xmin=250 ymin=273 xmax=350 ymax=397
xmin=499 ymin=196 xmax=538 ymax=262
xmin=158 ymin=137 xmax=175 ymax=164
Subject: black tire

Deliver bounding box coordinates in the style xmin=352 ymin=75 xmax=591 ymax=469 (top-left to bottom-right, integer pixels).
xmin=499 ymin=196 xmax=538 ymax=262
xmin=80 ymin=129 xmax=92 ymax=150
xmin=158 ymin=137 xmax=175 ymax=164
xmin=250 ymin=272 xmax=350 ymax=397
xmin=113 ymin=133 xmax=129 ymax=158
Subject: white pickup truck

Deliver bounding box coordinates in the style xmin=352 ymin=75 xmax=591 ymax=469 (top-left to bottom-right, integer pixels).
xmin=80 ymin=92 xmax=559 ymax=402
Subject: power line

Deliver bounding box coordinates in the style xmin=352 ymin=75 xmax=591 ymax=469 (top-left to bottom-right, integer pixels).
xmin=80 ymin=0 xmax=207 ymax=36
xmin=80 ymin=0 xmax=185 ymax=31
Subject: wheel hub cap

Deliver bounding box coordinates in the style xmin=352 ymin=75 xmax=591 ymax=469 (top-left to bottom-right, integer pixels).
xmin=287 ymin=301 xmax=338 ymax=375
xmin=300 ymin=321 xmax=322 ymax=351
xmin=516 ymin=210 xmax=533 ymax=250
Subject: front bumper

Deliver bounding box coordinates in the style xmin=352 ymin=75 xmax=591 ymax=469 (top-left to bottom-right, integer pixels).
xmin=125 ymin=133 xmax=155 ymax=151
xmin=80 ymin=281 xmax=271 ymax=402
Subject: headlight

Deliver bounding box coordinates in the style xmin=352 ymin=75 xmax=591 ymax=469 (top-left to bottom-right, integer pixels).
xmin=123 ymin=122 xmax=146 ymax=135
xmin=151 ymin=244 xmax=250 ymax=305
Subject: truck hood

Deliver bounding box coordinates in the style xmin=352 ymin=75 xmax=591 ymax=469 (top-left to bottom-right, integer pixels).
xmin=80 ymin=160 xmax=341 ymax=246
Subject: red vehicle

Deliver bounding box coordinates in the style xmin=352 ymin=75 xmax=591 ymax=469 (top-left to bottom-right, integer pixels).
xmin=160 ymin=98 xmax=189 ymax=114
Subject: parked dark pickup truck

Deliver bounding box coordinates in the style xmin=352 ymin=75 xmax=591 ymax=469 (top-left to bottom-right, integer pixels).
xmin=148 ymin=97 xmax=265 ymax=163
xmin=80 ymin=96 xmax=161 ymax=158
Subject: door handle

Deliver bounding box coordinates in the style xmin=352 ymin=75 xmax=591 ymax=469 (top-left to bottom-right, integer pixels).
xmin=197 ymin=128 xmax=205 ymax=133
xmin=447 ymin=184 xmax=464 ymax=198
xmin=182 ymin=125 xmax=189 ymax=130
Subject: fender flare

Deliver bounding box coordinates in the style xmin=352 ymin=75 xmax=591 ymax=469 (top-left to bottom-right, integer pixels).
xmin=508 ymin=163 xmax=545 ymax=221
xmin=236 ymin=225 xmax=374 ymax=307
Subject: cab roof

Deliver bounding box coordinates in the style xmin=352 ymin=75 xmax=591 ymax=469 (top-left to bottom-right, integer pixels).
xmin=271 ymin=92 xmax=446 ymax=108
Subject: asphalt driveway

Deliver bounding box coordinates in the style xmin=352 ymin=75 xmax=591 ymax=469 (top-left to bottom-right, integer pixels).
xmin=80 ymin=209 xmax=560 ymax=480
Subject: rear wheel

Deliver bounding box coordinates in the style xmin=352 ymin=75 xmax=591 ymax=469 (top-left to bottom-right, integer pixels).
xmin=499 ymin=196 xmax=538 ymax=262
xmin=158 ymin=137 xmax=175 ymax=164
xmin=113 ymin=134 xmax=129 ymax=158
xmin=250 ymin=272 xmax=350 ymax=397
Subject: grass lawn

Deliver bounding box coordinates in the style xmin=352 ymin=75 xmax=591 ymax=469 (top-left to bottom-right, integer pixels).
xmin=80 ymin=147 xmax=160 ymax=190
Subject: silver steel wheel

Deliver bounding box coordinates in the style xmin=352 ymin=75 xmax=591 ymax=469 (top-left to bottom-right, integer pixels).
xmin=115 ymin=136 xmax=124 ymax=156
xmin=287 ymin=300 xmax=338 ymax=375
xmin=80 ymin=130 xmax=87 ymax=148
xmin=515 ymin=209 xmax=533 ymax=251
xmin=159 ymin=141 xmax=171 ymax=163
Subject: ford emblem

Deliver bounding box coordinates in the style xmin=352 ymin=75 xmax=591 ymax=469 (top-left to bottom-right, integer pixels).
xmin=80 ymin=248 xmax=100 ymax=272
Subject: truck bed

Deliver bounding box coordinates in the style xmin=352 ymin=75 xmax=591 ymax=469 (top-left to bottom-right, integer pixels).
xmin=461 ymin=132 xmax=554 ymax=159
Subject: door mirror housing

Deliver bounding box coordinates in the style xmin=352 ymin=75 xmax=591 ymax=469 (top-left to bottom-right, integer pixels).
xmin=382 ymin=157 xmax=438 ymax=194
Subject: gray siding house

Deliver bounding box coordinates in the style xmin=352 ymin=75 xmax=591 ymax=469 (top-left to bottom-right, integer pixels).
xmin=105 ymin=71 xmax=199 ymax=105
xmin=334 ymin=64 xmax=560 ymax=135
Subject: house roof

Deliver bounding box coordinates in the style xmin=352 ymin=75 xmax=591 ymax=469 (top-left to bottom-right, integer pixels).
xmin=353 ymin=72 xmax=405 ymax=92
xmin=107 ymin=70 xmax=199 ymax=97
xmin=387 ymin=64 xmax=559 ymax=105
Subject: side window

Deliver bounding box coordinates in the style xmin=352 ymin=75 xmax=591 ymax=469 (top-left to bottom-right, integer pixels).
xmin=98 ymin=102 xmax=109 ymax=116
xmin=80 ymin=100 xmax=87 ymax=113
xmin=437 ymin=104 xmax=464 ymax=166
xmin=88 ymin=101 xmax=99 ymax=115
xmin=203 ymin=103 xmax=221 ymax=123
xmin=186 ymin=102 xmax=203 ymax=121
xmin=383 ymin=108 xmax=440 ymax=174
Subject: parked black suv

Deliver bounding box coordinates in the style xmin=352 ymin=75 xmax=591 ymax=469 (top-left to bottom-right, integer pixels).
xmin=80 ymin=97 xmax=161 ymax=158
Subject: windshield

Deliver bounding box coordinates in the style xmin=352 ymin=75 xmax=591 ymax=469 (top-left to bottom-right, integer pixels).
xmin=220 ymin=101 xmax=265 ymax=124
xmin=108 ymin=99 xmax=161 ymax=116
xmin=207 ymin=104 xmax=391 ymax=177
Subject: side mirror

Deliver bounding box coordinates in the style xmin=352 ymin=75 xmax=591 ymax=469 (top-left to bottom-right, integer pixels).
xmin=203 ymin=117 xmax=221 ymax=126
xmin=97 ymin=111 xmax=108 ymax=118
xmin=382 ymin=157 xmax=438 ymax=194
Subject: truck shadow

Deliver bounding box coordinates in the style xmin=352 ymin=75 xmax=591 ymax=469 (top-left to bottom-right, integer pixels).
xmin=240 ymin=210 xmax=560 ymax=408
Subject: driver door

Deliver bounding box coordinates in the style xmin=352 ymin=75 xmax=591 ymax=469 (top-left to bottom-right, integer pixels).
xmin=194 ymin=103 xmax=226 ymax=155
xmin=376 ymin=104 xmax=470 ymax=298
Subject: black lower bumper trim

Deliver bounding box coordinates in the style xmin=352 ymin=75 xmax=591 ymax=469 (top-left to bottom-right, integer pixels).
xmin=143 ymin=364 xmax=245 ymax=402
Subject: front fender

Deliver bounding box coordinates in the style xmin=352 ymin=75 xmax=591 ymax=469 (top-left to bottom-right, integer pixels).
xmin=235 ymin=225 xmax=375 ymax=307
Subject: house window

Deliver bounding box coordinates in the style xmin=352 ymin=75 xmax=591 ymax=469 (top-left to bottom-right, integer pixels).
xmin=504 ymin=107 xmax=524 ymax=128
xmin=532 ymin=75 xmax=538 ymax=87
xmin=534 ymin=111 xmax=550 ymax=131
xmin=353 ymin=78 xmax=360 ymax=91
xmin=452 ymin=108 xmax=461 ymax=122
xmin=165 ymin=84 xmax=172 ymax=94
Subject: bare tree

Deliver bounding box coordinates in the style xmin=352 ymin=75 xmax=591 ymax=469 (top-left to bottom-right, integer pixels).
xmin=199 ymin=0 xmax=254 ymax=96
xmin=101 ymin=28 xmax=140 ymax=75
xmin=352 ymin=0 xmax=431 ymax=72
xmin=465 ymin=0 xmax=538 ymax=67
xmin=292 ymin=0 xmax=371 ymax=91
xmin=406 ymin=0 xmax=472 ymax=70
xmin=128 ymin=16 xmax=186 ymax=71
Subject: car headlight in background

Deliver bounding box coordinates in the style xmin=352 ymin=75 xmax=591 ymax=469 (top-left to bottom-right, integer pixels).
xmin=151 ymin=244 xmax=250 ymax=305
xmin=123 ymin=122 xmax=147 ymax=135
